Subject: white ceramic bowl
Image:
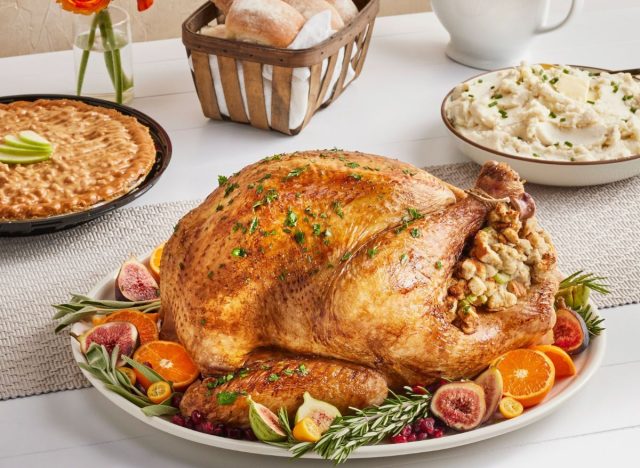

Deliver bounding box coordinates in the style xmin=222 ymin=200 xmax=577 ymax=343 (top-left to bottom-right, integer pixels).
xmin=441 ymin=66 xmax=640 ymax=186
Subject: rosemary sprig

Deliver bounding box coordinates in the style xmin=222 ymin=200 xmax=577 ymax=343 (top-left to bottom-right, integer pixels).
xmin=275 ymin=387 xmax=431 ymax=464
xmin=78 ymin=343 xmax=179 ymax=417
xmin=52 ymin=294 xmax=161 ymax=332
xmin=557 ymin=270 xmax=610 ymax=337
xmin=573 ymin=304 xmax=606 ymax=337
xmin=559 ymin=271 xmax=610 ymax=294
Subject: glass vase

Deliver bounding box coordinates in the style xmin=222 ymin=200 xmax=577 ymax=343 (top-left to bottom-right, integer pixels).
xmin=73 ymin=6 xmax=134 ymax=104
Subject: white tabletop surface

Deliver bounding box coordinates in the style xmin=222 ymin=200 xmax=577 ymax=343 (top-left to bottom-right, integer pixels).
xmin=2 ymin=2 xmax=640 ymax=467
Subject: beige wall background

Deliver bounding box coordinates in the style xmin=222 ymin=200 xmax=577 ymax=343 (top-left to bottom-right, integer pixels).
xmin=0 ymin=0 xmax=430 ymax=58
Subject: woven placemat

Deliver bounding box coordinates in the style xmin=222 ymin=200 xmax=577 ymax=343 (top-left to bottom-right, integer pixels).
xmin=1 ymin=162 xmax=638 ymax=400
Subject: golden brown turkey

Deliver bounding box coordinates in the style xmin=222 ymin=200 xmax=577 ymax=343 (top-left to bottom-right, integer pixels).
xmin=161 ymin=150 xmax=558 ymax=393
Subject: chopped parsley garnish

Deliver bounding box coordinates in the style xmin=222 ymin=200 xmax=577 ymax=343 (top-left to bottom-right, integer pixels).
xmin=367 ymin=247 xmax=378 ymax=259
xmin=333 ymin=201 xmax=344 ymax=219
xmin=345 ymin=162 xmax=360 ymax=168
xmin=282 ymin=369 xmax=294 ymax=376
xmin=564 ymin=141 xmax=573 ymax=148
xmin=261 ymin=154 xmax=282 ymax=163
xmin=207 ymin=270 xmax=213 ymax=279
xmin=207 ymin=373 xmax=234 ymax=389
xmin=231 ymin=247 xmax=247 ymax=258
xmin=284 ymin=165 xmax=309 ymax=180
xmin=488 ymin=101 xmax=498 ymax=107
xmin=256 ymin=184 xmax=264 ymax=194
xmin=216 ymin=391 xmax=239 ymax=405
xmin=549 ymin=77 xmax=559 ymax=85
xmin=499 ymin=109 xmax=508 ymax=119
xmin=297 ymin=364 xmax=309 ymax=376
xmin=218 ymin=175 xmax=228 ymax=186
xmin=312 ymin=223 xmax=322 ymax=236
xmin=216 ymin=204 xmax=223 ymax=212
xmin=248 ymin=216 xmax=259 ymax=234
xmin=253 ymin=188 xmax=279 ymax=209
xmin=407 ymin=208 xmax=424 ymax=221
xmin=410 ymin=228 xmax=421 ymax=238
xmin=341 ymin=252 xmax=352 ymax=262
xmin=349 ymin=173 xmax=362 ymax=181
xmin=260 ymin=364 xmax=271 ymax=370
xmin=549 ymin=111 xmax=557 ymax=118
xmin=232 ymin=222 xmax=247 ymax=233
xmin=258 ymin=173 xmax=272 ymax=182
xmin=435 ymin=260 xmax=443 ymax=269
xmin=200 ymin=318 xmax=206 ymax=326
xmin=402 ymin=169 xmax=416 ymax=176
xmin=224 ymin=182 xmax=239 ymax=197
xmin=284 ymin=208 xmax=298 ymax=227
xmin=399 ymin=253 xmax=408 ymax=263
xmin=268 ymin=373 xmax=279 ymax=382
xmin=294 ymin=230 xmax=305 ymax=244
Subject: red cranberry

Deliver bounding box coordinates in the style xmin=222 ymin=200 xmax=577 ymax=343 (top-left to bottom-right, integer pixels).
xmin=200 ymin=421 xmax=215 ymax=434
xmin=400 ymin=425 xmax=413 ymax=437
xmin=228 ymin=427 xmax=244 ymax=439
xmin=244 ymin=429 xmax=258 ymax=441
xmin=406 ymin=434 xmax=417 ymax=442
xmin=411 ymin=385 xmax=428 ymax=395
xmin=431 ymin=427 xmax=444 ymax=438
xmin=171 ymin=414 xmax=186 ymax=427
xmin=171 ymin=393 xmax=183 ymax=408
xmin=184 ymin=417 xmax=195 ymax=429
xmin=419 ymin=418 xmax=435 ymax=434
xmin=427 ymin=379 xmax=449 ymax=393
xmin=390 ymin=434 xmax=408 ymax=444
xmin=191 ymin=410 xmax=204 ymax=425
xmin=212 ymin=423 xmax=226 ymax=437
xmin=416 ymin=432 xmax=428 ymax=441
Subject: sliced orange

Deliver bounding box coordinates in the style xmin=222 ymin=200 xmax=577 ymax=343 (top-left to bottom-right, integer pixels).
xmin=531 ymin=344 xmax=577 ymax=378
xmin=495 ymin=349 xmax=555 ymax=408
xmin=147 ymin=381 xmax=172 ymax=404
xmin=499 ymin=397 xmax=524 ymax=419
xmin=148 ymin=242 xmax=165 ymax=281
xmin=132 ymin=340 xmax=199 ymax=391
xmin=104 ymin=309 xmax=159 ymax=345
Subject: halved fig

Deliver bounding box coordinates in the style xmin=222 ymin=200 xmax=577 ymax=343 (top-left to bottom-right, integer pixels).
xmin=79 ymin=321 xmax=139 ymax=366
xmin=115 ymin=256 xmax=159 ymax=301
xmin=295 ymin=392 xmax=341 ymax=433
xmin=475 ymin=367 xmax=503 ymax=423
xmin=248 ymin=397 xmax=287 ymax=442
xmin=553 ymin=307 xmax=589 ymax=355
xmin=430 ymin=381 xmax=486 ymax=431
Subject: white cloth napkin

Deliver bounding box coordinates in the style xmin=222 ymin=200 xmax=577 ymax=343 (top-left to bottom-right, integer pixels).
xmin=194 ymin=10 xmax=357 ymax=130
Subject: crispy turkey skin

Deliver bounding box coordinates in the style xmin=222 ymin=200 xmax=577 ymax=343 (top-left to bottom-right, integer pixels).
xmin=161 ymin=150 xmax=558 ymax=387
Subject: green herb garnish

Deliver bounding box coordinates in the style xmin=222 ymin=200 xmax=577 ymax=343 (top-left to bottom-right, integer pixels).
xmin=216 ymin=391 xmax=239 ymax=405
xmin=231 ymin=247 xmax=247 ymax=258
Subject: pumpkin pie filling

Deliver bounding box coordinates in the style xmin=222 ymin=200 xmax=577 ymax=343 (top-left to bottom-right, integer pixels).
xmin=0 ymin=99 xmax=156 ymax=221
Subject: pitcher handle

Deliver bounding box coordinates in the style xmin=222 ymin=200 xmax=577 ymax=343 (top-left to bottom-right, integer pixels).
xmin=536 ymin=0 xmax=583 ymax=34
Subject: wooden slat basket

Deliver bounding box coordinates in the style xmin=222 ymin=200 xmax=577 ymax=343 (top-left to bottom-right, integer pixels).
xmin=182 ymin=0 xmax=379 ymax=135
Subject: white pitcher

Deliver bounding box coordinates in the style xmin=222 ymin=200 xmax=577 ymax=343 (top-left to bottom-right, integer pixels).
xmin=432 ymin=0 xmax=583 ymax=70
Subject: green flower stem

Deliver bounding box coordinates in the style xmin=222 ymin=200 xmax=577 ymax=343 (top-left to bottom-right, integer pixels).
xmin=76 ymin=13 xmax=100 ymax=96
xmin=97 ymin=9 xmax=122 ymax=103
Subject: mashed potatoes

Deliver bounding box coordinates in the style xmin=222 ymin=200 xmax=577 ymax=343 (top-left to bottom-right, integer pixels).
xmin=446 ymin=64 xmax=640 ymax=162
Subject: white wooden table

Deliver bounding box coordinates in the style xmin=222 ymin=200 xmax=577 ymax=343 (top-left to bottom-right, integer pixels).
xmin=2 ymin=2 xmax=640 ymax=467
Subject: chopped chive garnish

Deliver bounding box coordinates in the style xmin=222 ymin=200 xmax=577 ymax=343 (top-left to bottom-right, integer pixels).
xmin=549 ymin=77 xmax=559 ymax=85
xmin=564 ymin=141 xmax=573 ymax=148
xmin=499 ymin=109 xmax=508 ymax=119
xmin=587 ymin=100 xmax=595 ymax=104
xmin=488 ymin=101 xmax=498 ymax=107
xmin=549 ymin=111 xmax=557 ymax=118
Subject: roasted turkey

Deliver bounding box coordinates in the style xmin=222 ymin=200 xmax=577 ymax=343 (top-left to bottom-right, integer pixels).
xmin=161 ymin=151 xmax=558 ymax=391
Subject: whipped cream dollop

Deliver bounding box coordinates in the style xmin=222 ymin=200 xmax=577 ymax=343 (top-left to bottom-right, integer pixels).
xmin=446 ymin=64 xmax=640 ymax=162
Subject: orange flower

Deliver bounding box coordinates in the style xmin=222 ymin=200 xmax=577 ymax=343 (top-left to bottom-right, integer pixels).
xmin=137 ymin=0 xmax=154 ymax=11
xmin=56 ymin=0 xmax=111 ymax=15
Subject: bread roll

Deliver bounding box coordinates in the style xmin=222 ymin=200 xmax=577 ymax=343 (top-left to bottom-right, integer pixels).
xmin=211 ymin=0 xmax=234 ymax=15
xmin=200 ymin=24 xmax=229 ymax=39
xmin=282 ymin=0 xmax=344 ymax=30
xmin=325 ymin=0 xmax=358 ymax=22
xmin=226 ymin=0 xmax=305 ymax=48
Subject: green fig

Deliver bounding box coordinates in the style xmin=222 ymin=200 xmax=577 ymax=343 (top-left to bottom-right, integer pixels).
xmin=248 ymin=397 xmax=287 ymax=442
xmin=295 ymin=392 xmax=341 ymax=433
